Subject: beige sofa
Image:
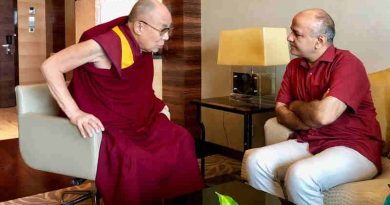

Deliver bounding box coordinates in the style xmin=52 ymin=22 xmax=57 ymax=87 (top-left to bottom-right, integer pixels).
xmin=241 ymin=68 xmax=390 ymax=204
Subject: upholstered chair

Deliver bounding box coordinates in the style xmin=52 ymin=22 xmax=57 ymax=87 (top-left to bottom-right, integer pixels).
xmin=15 ymin=83 xmax=102 ymax=205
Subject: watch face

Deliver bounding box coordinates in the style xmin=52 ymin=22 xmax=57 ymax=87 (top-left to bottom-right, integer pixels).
xmin=232 ymin=72 xmax=258 ymax=96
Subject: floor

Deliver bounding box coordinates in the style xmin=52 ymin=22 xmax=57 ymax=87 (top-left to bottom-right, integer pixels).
xmin=0 ymin=107 xmax=18 ymax=140
xmin=0 ymin=154 xmax=242 ymax=205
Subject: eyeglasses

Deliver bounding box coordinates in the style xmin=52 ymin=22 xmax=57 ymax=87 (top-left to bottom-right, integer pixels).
xmin=140 ymin=20 xmax=173 ymax=37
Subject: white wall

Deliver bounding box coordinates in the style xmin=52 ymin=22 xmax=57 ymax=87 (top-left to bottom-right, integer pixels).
xmin=96 ymin=0 xmax=137 ymax=24
xmin=96 ymin=0 xmax=162 ymax=24
xmin=201 ymin=0 xmax=390 ymax=150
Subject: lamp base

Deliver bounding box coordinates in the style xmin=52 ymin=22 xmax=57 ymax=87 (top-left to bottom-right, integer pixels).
xmin=232 ymin=72 xmax=259 ymax=96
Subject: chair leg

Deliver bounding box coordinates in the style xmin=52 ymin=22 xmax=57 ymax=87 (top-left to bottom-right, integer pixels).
xmin=60 ymin=181 xmax=100 ymax=205
xmin=92 ymin=191 xmax=101 ymax=205
xmin=61 ymin=190 xmax=92 ymax=205
xmin=90 ymin=182 xmax=100 ymax=205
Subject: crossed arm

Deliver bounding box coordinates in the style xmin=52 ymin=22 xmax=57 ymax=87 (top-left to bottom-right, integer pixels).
xmin=276 ymin=95 xmax=347 ymax=131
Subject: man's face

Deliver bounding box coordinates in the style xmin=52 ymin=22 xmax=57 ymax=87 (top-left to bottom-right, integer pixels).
xmin=287 ymin=15 xmax=319 ymax=58
xmin=138 ymin=10 xmax=172 ymax=53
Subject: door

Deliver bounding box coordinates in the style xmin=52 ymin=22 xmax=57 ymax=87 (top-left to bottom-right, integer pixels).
xmin=0 ymin=0 xmax=18 ymax=108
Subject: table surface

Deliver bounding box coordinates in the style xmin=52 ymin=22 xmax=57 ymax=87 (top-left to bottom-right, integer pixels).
xmin=192 ymin=96 xmax=275 ymax=114
xmin=163 ymin=180 xmax=281 ymax=205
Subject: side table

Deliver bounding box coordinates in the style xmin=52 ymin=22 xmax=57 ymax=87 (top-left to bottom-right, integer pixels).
xmin=191 ymin=96 xmax=275 ymax=176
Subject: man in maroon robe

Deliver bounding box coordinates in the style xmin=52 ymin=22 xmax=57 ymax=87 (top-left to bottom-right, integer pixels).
xmin=41 ymin=0 xmax=204 ymax=204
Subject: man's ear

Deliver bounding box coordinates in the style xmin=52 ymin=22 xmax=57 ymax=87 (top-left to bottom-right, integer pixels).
xmin=316 ymin=34 xmax=327 ymax=49
xmin=133 ymin=21 xmax=143 ymax=35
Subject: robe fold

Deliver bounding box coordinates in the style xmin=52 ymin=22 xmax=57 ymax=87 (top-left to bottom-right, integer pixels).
xmin=68 ymin=16 xmax=204 ymax=205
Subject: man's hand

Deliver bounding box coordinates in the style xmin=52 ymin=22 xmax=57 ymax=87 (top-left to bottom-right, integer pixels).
xmin=275 ymin=102 xmax=311 ymax=131
xmin=69 ymin=110 xmax=105 ymax=138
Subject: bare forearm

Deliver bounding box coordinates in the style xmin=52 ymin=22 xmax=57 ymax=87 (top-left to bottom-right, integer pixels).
xmin=41 ymin=61 xmax=80 ymax=119
xmin=289 ymin=100 xmax=322 ymax=128
xmin=276 ymin=104 xmax=311 ymax=130
xmin=289 ymin=96 xmax=347 ymax=127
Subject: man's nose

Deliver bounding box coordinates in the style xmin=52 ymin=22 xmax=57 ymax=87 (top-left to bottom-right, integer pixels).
xmin=162 ymin=32 xmax=169 ymax=41
xmin=287 ymin=33 xmax=294 ymax=42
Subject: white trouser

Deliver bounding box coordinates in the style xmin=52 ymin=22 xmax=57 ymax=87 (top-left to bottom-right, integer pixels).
xmin=246 ymin=139 xmax=377 ymax=205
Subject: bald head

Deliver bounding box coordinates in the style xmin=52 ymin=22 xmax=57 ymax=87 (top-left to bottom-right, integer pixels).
xmin=128 ymin=0 xmax=170 ymax=22
xmin=295 ymin=8 xmax=335 ymax=43
xmin=127 ymin=0 xmax=172 ymax=53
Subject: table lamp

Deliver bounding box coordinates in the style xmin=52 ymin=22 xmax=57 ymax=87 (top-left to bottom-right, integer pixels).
xmin=217 ymin=27 xmax=290 ymax=104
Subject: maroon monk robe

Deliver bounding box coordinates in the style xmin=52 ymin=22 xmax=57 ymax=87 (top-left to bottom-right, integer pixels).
xmin=68 ymin=16 xmax=204 ymax=205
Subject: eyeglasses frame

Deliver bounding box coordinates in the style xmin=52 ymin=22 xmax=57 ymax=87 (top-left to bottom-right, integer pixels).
xmin=139 ymin=20 xmax=173 ymax=37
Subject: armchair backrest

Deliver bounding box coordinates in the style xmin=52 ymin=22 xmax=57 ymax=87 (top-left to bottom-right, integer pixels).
xmin=368 ymin=68 xmax=390 ymax=154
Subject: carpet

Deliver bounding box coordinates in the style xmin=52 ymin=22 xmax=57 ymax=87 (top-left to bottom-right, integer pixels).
xmin=0 ymin=154 xmax=242 ymax=205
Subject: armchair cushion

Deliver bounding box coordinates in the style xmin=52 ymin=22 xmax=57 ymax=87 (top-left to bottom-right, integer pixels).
xmin=323 ymin=157 xmax=390 ymax=205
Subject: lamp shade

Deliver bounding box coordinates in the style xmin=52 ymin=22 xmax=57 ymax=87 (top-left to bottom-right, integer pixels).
xmin=217 ymin=27 xmax=290 ymax=66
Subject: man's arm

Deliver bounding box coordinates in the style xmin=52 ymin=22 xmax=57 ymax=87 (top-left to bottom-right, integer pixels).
xmin=289 ymin=96 xmax=347 ymax=128
xmin=275 ymin=102 xmax=311 ymax=131
xmin=41 ymin=40 xmax=106 ymax=138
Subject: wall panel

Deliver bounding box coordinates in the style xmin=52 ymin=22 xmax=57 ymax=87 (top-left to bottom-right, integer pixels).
xmin=17 ymin=0 xmax=46 ymax=84
xmin=163 ymin=0 xmax=201 ymax=137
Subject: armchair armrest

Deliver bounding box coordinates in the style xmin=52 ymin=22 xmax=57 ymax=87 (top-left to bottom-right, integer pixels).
xmin=15 ymin=83 xmax=60 ymax=116
xmin=264 ymin=117 xmax=293 ymax=145
xmin=18 ymin=113 xmax=102 ymax=180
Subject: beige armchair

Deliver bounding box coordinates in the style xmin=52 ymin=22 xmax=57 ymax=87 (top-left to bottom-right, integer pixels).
xmin=241 ymin=68 xmax=390 ymax=204
xmin=15 ymin=83 xmax=102 ymax=205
